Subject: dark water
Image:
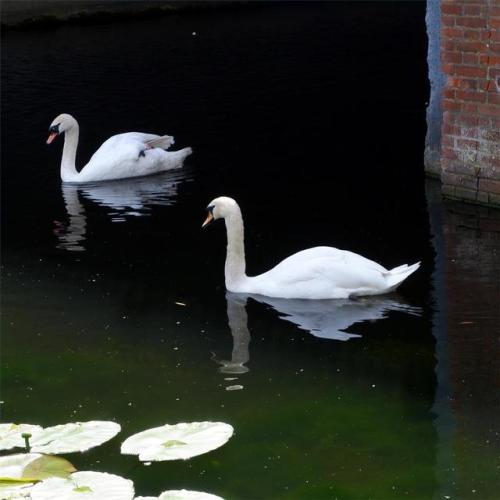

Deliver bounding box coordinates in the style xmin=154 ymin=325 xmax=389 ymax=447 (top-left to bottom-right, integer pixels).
xmin=2 ymin=3 xmax=499 ymax=499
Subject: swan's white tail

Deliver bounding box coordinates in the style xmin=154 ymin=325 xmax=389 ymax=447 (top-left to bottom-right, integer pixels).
xmin=180 ymin=146 xmax=193 ymax=158
xmin=384 ymin=261 xmax=420 ymax=292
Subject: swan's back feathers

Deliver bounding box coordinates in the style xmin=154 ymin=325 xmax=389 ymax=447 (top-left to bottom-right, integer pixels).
xmin=145 ymin=135 xmax=175 ymax=150
xmin=77 ymin=132 xmax=191 ymax=182
xmin=243 ymin=247 xmax=419 ymax=299
xmin=271 ymin=246 xmax=388 ymax=274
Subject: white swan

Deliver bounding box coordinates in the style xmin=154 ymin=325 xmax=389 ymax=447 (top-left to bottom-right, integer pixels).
xmin=47 ymin=113 xmax=192 ymax=183
xmin=202 ymin=196 xmax=420 ymax=299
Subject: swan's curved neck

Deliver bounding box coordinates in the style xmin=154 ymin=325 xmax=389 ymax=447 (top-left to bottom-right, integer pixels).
xmin=60 ymin=122 xmax=80 ymax=182
xmin=224 ymin=209 xmax=247 ymax=290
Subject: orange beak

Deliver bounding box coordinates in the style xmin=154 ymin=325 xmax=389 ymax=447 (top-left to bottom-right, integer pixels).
xmin=46 ymin=132 xmax=58 ymax=145
xmin=202 ymin=212 xmax=214 ymax=228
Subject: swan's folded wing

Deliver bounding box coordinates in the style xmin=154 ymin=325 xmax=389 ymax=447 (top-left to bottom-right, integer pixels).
xmin=145 ymin=135 xmax=175 ymax=150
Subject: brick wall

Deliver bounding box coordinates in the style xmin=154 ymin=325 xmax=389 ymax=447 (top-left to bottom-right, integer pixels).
xmin=440 ymin=0 xmax=500 ymax=206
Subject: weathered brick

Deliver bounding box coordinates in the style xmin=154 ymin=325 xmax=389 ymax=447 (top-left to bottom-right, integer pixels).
xmin=463 ymin=29 xmax=482 ymax=40
xmin=479 ymin=54 xmax=490 ymax=65
xmin=462 ymin=102 xmax=478 ymax=113
xmin=443 ymin=171 xmax=479 ymax=190
xmin=443 ymin=51 xmax=462 ymax=64
xmin=479 ymin=79 xmax=494 ymax=91
xmin=457 ymin=148 xmax=478 ymax=163
xmin=488 ymin=92 xmax=500 ymax=106
xmin=477 ymin=164 xmax=500 ymax=181
xmin=479 ymin=178 xmax=500 ymax=195
xmin=443 ymin=39 xmax=456 ymax=51
xmin=488 ymin=193 xmax=500 ymax=207
xmin=456 ymin=89 xmax=487 ymax=102
xmin=443 ymin=98 xmax=462 ymax=111
xmin=454 ymin=114 xmax=479 ymax=127
xmin=456 ymin=16 xmax=487 ymax=29
xmin=442 ymin=14 xmax=457 ymax=27
xmin=455 ymin=65 xmax=488 ymax=78
xmin=443 ymin=146 xmax=459 ymax=160
xmin=442 ymin=135 xmax=456 ymax=148
xmin=446 ymin=184 xmax=480 ymax=202
xmin=488 ymin=56 xmax=500 ymax=67
xmin=478 ymin=104 xmax=500 ymax=117
xmin=443 ymin=160 xmax=481 ymax=177
xmin=479 ymin=150 xmax=500 ymax=164
xmin=443 ymin=3 xmax=463 ymax=15
xmin=443 ymin=122 xmax=463 ymax=135
xmin=444 ymin=88 xmax=457 ymax=99
xmin=455 ymin=41 xmax=486 ymax=53
xmin=462 ymin=53 xmax=478 ymax=65
xmin=480 ymin=129 xmax=500 ymax=142
xmin=459 ymin=126 xmax=480 ymax=139
xmin=457 ymin=138 xmax=479 ymax=150
xmin=464 ymin=4 xmax=482 ymax=16
xmin=489 ymin=44 xmax=500 ymax=57
xmin=442 ymin=27 xmax=465 ymax=39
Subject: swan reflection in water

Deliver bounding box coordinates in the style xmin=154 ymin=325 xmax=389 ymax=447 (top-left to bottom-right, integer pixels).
xmin=56 ymin=170 xmax=190 ymax=251
xmin=213 ymin=293 xmax=251 ymax=378
xmin=248 ymin=293 xmax=421 ymax=341
xmin=214 ymin=292 xmax=421 ymax=387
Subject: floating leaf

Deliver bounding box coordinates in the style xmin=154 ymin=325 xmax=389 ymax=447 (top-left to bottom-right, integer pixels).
xmin=30 ymin=471 xmax=134 ymax=500
xmin=121 ymin=422 xmax=234 ymax=461
xmin=0 ymin=453 xmax=41 ymax=480
xmin=30 ymin=421 xmax=121 ymax=454
xmin=0 ymin=422 xmax=120 ymax=455
xmin=135 ymin=491 xmax=223 ymax=500
xmin=0 ymin=454 xmax=39 ymax=498
xmin=158 ymin=490 xmax=224 ymax=500
xmin=0 ymin=452 xmax=77 ymax=498
xmin=23 ymin=454 xmax=76 ymax=480
xmin=0 ymin=480 xmax=35 ymax=499
xmin=0 ymin=424 xmax=42 ymax=451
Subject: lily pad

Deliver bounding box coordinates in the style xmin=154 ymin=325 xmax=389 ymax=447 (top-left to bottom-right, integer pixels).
xmin=23 ymin=454 xmax=77 ymax=480
xmin=121 ymin=422 xmax=234 ymax=461
xmin=0 ymin=453 xmax=42 ymax=480
xmin=135 ymin=491 xmax=223 ymax=500
xmin=0 ymin=480 xmax=35 ymax=499
xmin=0 ymin=452 xmax=76 ymax=481
xmin=0 ymin=421 xmax=121 ymax=455
xmin=30 ymin=421 xmax=121 ymax=454
xmin=0 ymin=424 xmax=42 ymax=451
xmin=30 ymin=471 xmax=134 ymax=500
xmin=0 ymin=454 xmax=39 ymax=498
xmin=158 ymin=490 xmax=224 ymax=500
xmin=0 ymin=452 xmax=77 ymax=498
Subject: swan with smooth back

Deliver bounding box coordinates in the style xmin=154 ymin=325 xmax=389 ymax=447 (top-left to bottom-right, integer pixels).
xmin=47 ymin=114 xmax=192 ymax=183
xmin=202 ymin=196 xmax=420 ymax=299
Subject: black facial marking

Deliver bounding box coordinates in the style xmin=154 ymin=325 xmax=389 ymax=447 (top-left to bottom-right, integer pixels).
xmin=49 ymin=123 xmax=60 ymax=134
xmin=207 ymin=205 xmax=215 ymax=213
xmin=139 ymin=150 xmax=146 ymax=158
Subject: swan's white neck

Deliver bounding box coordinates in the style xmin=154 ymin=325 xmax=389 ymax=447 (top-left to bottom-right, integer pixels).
xmin=224 ymin=208 xmax=248 ymax=291
xmin=60 ymin=122 xmax=80 ymax=182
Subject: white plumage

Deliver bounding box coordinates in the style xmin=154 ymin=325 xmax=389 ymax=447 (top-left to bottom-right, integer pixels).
xmin=47 ymin=113 xmax=192 ymax=183
xmin=203 ymin=196 xmax=420 ymax=299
